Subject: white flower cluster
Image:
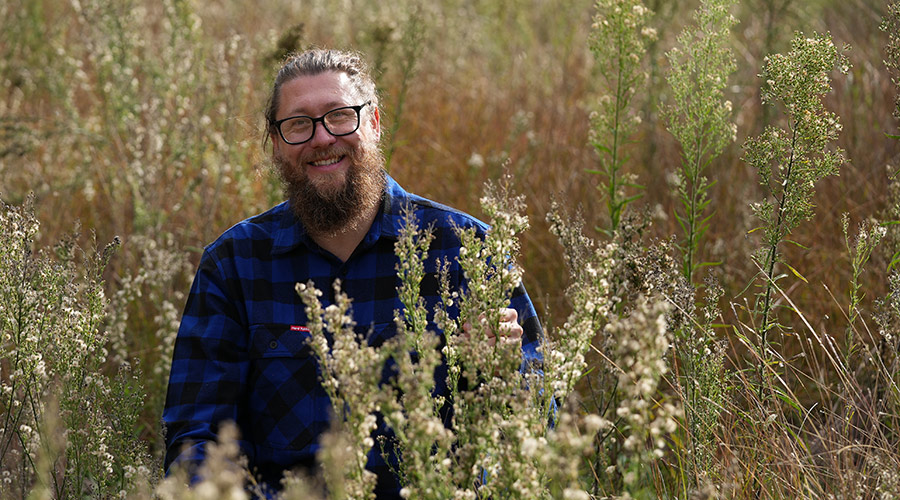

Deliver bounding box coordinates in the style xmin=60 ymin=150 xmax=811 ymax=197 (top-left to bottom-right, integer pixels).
xmin=157 ymin=423 xmax=251 ymax=500
xmin=1 ymin=199 xmax=151 ymax=497
xmin=605 ymin=295 xmax=682 ymax=482
xmin=545 ymin=201 xmax=620 ymax=404
xmin=296 ymin=280 xmax=384 ymax=500
xmin=290 ymin=180 xmax=637 ymax=499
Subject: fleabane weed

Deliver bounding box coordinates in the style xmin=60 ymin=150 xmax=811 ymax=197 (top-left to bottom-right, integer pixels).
xmin=296 ymin=280 xmax=384 ymax=500
xmin=743 ymin=31 xmax=849 ymax=372
xmin=589 ymin=0 xmax=656 ymax=234
xmin=663 ymin=0 xmax=738 ymax=282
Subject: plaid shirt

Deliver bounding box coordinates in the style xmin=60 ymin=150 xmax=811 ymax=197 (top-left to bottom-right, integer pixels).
xmin=162 ymin=174 xmax=542 ymax=497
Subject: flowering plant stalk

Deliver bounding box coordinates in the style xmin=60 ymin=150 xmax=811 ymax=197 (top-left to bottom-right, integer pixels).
xmin=663 ymin=0 xmax=737 ymax=283
xmin=743 ymin=32 xmax=849 ymax=387
xmin=297 ymin=178 xmax=602 ymax=499
xmin=842 ymin=215 xmax=886 ymax=358
xmin=295 ymin=280 xmax=386 ymax=500
xmin=0 ymin=197 xmax=149 ymax=498
xmin=545 ymin=203 xmax=616 ymax=410
xmin=547 ymin=202 xmax=689 ymax=497
xmin=378 ymin=206 xmax=456 ymax=499
xmin=660 ymin=0 xmax=735 ymax=488
xmin=588 ymin=0 xmax=656 ymax=235
xmin=381 ymin=8 xmax=425 ymax=172
xmin=440 ymin=178 xmax=577 ymax=500
xmin=605 ymin=295 xmax=680 ymax=496
xmin=883 ymin=1 xmax=900 ymax=126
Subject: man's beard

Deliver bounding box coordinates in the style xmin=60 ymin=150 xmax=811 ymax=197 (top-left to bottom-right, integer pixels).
xmin=274 ymin=141 xmax=386 ymax=237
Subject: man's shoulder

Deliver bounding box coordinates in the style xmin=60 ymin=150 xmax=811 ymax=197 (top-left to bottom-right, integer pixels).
xmin=385 ymin=176 xmax=489 ymax=235
xmin=204 ymin=202 xmax=292 ymax=254
xmin=410 ymin=195 xmax=489 ymax=231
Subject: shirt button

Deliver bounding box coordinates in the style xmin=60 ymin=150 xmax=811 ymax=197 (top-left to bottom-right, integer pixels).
xmin=269 ymin=340 xmax=278 ymax=349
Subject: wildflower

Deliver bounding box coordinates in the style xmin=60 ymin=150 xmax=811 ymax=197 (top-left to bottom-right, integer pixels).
xmin=521 ymin=437 xmax=539 ymax=456
xmin=563 ymin=488 xmax=590 ymax=500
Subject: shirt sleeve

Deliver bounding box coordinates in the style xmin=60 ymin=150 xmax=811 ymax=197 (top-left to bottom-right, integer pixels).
xmin=509 ymin=281 xmax=544 ymax=371
xmin=162 ymin=247 xmax=251 ymax=476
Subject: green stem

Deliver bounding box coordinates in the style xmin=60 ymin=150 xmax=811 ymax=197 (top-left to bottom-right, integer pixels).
xmin=604 ymin=14 xmax=630 ymax=234
xmin=1 ymin=240 xmax=32 ymax=462
xmin=685 ymin=132 xmax=705 ymax=281
xmin=758 ymin=123 xmax=797 ymax=399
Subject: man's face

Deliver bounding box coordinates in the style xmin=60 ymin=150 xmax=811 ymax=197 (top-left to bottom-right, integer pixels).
xmin=271 ymin=71 xmax=385 ymax=235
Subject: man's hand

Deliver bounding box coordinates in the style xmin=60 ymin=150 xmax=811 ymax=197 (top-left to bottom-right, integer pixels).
xmin=462 ymin=308 xmax=523 ymax=346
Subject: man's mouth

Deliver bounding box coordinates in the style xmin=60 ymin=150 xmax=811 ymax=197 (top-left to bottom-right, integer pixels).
xmin=308 ymin=155 xmax=345 ymax=167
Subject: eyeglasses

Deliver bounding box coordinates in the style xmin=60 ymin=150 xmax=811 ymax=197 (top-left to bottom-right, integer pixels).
xmin=272 ymin=101 xmax=372 ymax=145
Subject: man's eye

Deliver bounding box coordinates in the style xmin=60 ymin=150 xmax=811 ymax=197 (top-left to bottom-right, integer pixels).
xmin=328 ymin=110 xmax=355 ymax=121
xmin=284 ymin=119 xmax=312 ymax=131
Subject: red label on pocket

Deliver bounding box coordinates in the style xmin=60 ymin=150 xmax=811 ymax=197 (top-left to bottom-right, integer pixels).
xmin=290 ymin=325 xmax=310 ymax=332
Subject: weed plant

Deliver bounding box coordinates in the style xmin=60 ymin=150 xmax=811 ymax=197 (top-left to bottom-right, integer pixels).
xmin=0 ymin=199 xmax=150 ymax=498
xmin=886 ymin=2 xmax=900 ymax=125
xmin=742 ymin=32 xmax=849 ymax=394
xmin=663 ymin=0 xmax=738 ymax=283
xmin=660 ymin=6 xmax=737 ymax=488
xmin=588 ymin=0 xmax=656 ymax=235
xmin=295 ymin=179 xmax=605 ymax=499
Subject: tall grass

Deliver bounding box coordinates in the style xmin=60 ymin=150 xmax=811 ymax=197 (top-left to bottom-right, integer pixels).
xmin=2 ymin=0 xmax=900 ymax=498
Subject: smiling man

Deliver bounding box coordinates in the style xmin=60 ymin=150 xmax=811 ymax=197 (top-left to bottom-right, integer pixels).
xmin=162 ymin=49 xmax=542 ymax=498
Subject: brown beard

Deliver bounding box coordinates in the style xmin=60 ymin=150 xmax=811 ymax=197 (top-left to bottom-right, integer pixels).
xmin=274 ymin=141 xmax=386 ymax=237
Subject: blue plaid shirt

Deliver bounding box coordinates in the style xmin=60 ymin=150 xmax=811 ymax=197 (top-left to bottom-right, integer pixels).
xmin=162 ymin=174 xmax=542 ymax=497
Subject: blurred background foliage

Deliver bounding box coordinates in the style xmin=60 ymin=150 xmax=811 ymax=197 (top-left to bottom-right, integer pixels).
xmin=1 ymin=0 xmax=898 ymax=463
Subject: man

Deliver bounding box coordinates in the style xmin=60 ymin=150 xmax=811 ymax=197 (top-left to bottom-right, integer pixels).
xmin=162 ymin=49 xmax=542 ymax=497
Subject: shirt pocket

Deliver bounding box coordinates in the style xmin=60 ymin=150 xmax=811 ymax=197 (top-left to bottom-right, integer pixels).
xmin=247 ymin=323 xmax=327 ymax=451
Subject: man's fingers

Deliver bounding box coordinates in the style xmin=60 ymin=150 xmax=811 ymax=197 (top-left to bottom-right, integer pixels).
xmin=498 ymin=308 xmax=523 ymax=340
xmin=461 ymin=308 xmax=523 ymax=344
xmin=501 ymin=321 xmax=524 ymax=340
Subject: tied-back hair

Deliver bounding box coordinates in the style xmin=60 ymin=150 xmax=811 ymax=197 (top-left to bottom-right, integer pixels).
xmin=264 ymin=49 xmax=379 ymax=140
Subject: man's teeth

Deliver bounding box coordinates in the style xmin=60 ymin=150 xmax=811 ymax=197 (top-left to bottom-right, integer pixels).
xmin=310 ymin=156 xmax=342 ymax=166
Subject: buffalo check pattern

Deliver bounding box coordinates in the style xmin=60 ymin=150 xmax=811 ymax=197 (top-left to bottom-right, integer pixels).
xmin=162 ymin=173 xmax=542 ymax=497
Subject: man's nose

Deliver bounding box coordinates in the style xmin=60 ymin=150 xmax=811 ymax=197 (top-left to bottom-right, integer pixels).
xmin=308 ymin=122 xmax=337 ymax=148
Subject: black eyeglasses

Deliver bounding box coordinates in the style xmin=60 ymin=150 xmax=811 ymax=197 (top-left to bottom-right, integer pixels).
xmin=272 ymin=101 xmax=372 ymax=145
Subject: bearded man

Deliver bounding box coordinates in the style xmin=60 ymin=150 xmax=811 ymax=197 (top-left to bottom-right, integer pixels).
xmin=162 ymin=49 xmax=542 ymax=498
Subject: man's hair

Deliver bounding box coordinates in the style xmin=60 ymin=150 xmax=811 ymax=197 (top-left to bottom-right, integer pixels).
xmin=264 ymin=49 xmax=379 ymax=137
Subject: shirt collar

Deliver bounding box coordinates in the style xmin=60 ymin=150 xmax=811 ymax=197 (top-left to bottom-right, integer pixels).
xmin=270 ymin=172 xmax=411 ymax=255
xmin=378 ymin=173 xmax=415 ymax=241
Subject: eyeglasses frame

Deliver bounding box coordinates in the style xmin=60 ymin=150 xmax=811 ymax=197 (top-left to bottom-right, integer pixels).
xmin=271 ymin=101 xmax=373 ymax=145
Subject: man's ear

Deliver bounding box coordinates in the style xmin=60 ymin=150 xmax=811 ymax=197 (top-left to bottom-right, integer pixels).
xmin=270 ymin=132 xmax=281 ymax=156
xmin=370 ymin=106 xmax=381 ymax=142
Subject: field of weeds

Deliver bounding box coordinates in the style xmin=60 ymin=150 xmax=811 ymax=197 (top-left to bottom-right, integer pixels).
xmin=2 ymin=0 xmax=900 ymax=498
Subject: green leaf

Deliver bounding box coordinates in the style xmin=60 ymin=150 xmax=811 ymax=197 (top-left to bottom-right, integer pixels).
xmin=785 ymin=263 xmax=808 ymax=283
xmin=888 ymin=251 xmax=900 ymax=272
xmin=784 ymin=239 xmax=810 ymax=250
xmin=886 ymin=132 xmax=900 ymax=140
xmin=747 ymin=226 xmax=764 ymax=234
xmin=774 ymin=387 xmax=803 ymax=416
